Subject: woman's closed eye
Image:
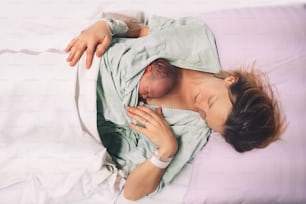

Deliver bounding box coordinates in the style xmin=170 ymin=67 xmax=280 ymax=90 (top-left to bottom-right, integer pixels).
xmin=208 ymin=96 xmax=216 ymax=109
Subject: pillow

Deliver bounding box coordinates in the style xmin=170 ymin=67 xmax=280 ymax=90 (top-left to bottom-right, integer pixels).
xmin=184 ymin=4 xmax=306 ymax=204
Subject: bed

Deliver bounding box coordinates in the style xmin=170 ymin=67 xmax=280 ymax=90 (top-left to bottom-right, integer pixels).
xmin=0 ymin=1 xmax=305 ymax=204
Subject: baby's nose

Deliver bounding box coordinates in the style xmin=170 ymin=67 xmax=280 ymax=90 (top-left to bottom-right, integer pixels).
xmin=141 ymin=93 xmax=148 ymax=99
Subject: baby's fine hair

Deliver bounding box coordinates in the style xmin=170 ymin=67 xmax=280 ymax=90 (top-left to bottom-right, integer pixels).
xmin=149 ymin=58 xmax=177 ymax=80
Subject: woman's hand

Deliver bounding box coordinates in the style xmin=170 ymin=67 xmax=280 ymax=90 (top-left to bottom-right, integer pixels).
xmin=65 ymin=20 xmax=112 ymax=69
xmin=125 ymin=106 xmax=177 ymax=200
xmin=126 ymin=106 xmax=178 ymax=157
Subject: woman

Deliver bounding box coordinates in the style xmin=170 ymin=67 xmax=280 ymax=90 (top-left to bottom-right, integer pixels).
xmin=65 ymin=17 xmax=283 ymax=200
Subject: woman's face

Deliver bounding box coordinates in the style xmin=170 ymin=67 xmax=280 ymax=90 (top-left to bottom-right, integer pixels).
xmin=194 ymin=76 xmax=236 ymax=133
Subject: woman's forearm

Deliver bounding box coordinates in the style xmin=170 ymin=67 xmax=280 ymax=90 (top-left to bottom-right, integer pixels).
xmin=65 ymin=19 xmax=149 ymax=68
xmin=124 ymin=106 xmax=178 ymax=200
xmin=123 ymin=159 xmax=165 ymax=200
xmin=123 ymin=144 xmax=177 ymax=200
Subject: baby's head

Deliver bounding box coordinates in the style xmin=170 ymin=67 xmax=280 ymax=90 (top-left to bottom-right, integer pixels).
xmin=139 ymin=58 xmax=177 ymax=101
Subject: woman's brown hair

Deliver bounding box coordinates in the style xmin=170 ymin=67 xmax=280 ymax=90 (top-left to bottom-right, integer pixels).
xmin=216 ymin=67 xmax=285 ymax=152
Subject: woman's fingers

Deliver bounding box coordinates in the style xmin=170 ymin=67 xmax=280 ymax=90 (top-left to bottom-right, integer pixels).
xmin=126 ymin=107 xmax=151 ymax=135
xmin=66 ymin=37 xmax=110 ymax=68
xmin=64 ymin=38 xmax=76 ymax=53
xmin=126 ymin=106 xmax=168 ymax=136
xmin=127 ymin=106 xmax=176 ymax=150
xmin=128 ymin=122 xmax=148 ymax=135
xmin=85 ymin=42 xmax=97 ymax=68
xmin=134 ymin=106 xmax=165 ymax=125
xmin=127 ymin=106 xmax=160 ymax=125
xmin=65 ymin=40 xmax=76 ymax=62
xmin=96 ymin=37 xmax=111 ymax=57
xmin=65 ymin=40 xmax=82 ymax=66
xmin=126 ymin=107 xmax=151 ymax=125
xmin=65 ymin=21 xmax=112 ymax=68
xmin=127 ymin=106 xmax=158 ymax=137
xmin=66 ymin=51 xmax=74 ymax=64
xmin=70 ymin=45 xmax=86 ymax=67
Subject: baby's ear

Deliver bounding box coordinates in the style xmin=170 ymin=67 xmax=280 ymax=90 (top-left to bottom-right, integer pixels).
xmin=145 ymin=65 xmax=153 ymax=73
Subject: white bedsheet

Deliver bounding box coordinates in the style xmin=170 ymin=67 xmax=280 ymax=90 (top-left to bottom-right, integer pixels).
xmin=0 ymin=52 xmax=125 ymax=204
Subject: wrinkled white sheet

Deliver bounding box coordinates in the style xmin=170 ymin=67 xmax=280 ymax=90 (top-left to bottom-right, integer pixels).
xmin=0 ymin=52 xmax=124 ymax=204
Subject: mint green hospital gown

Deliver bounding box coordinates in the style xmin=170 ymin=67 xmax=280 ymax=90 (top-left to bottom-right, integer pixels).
xmin=96 ymin=16 xmax=221 ymax=193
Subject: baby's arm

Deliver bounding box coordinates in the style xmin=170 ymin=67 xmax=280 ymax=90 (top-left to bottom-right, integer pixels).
xmin=65 ymin=19 xmax=149 ymax=69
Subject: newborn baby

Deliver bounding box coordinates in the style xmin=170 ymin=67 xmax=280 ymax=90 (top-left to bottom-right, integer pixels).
xmin=139 ymin=58 xmax=178 ymax=102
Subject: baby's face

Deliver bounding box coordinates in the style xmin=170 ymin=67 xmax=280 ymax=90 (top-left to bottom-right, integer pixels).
xmin=139 ymin=76 xmax=173 ymax=101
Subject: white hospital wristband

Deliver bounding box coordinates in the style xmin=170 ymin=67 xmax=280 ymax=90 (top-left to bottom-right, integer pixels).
xmin=150 ymin=150 xmax=173 ymax=169
xmin=104 ymin=18 xmax=129 ymax=36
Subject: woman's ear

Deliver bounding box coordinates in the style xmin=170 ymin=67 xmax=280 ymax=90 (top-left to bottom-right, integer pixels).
xmin=224 ymin=76 xmax=238 ymax=86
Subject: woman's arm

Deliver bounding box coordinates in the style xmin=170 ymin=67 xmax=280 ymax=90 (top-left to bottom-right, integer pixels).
xmin=124 ymin=160 xmax=165 ymax=200
xmin=125 ymin=21 xmax=149 ymax=38
xmin=65 ymin=20 xmax=149 ymax=68
xmin=125 ymin=106 xmax=178 ymax=200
